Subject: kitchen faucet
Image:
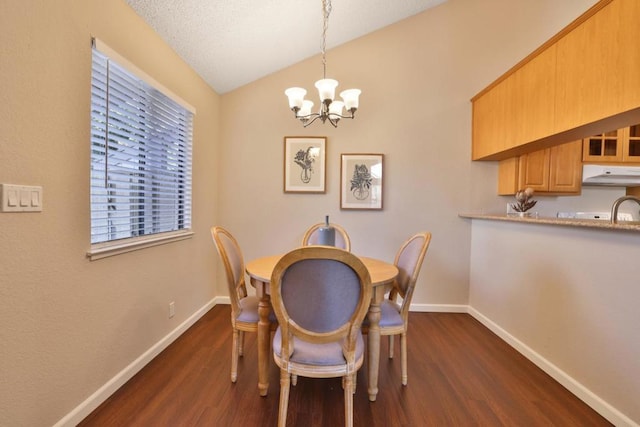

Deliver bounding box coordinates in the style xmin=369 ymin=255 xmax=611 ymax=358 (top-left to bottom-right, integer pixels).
xmin=610 ymin=195 xmax=640 ymax=224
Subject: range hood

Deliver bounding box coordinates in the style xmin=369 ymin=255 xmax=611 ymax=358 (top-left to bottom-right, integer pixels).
xmin=582 ymin=165 xmax=640 ymax=186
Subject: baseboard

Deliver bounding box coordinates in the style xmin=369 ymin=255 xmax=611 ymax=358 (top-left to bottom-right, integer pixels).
xmin=468 ymin=306 xmax=638 ymax=427
xmin=409 ymin=303 xmax=468 ymax=313
xmin=54 ymin=297 xmax=222 ymax=427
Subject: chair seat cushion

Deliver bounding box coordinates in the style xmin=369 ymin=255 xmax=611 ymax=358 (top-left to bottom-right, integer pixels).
xmin=237 ymin=296 xmax=276 ymax=323
xmin=273 ymin=327 xmax=364 ymax=366
xmin=362 ymin=300 xmax=403 ymax=328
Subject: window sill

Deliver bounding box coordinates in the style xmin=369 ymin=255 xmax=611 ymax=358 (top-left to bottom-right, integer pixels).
xmin=87 ymin=230 xmax=194 ymax=261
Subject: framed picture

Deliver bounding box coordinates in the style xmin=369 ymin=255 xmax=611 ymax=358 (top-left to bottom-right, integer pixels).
xmin=283 ymin=136 xmax=326 ymax=193
xmin=340 ymin=153 xmax=384 ymax=210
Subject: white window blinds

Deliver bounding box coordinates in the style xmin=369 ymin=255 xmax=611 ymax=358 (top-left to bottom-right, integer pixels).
xmin=90 ymin=40 xmax=194 ymax=246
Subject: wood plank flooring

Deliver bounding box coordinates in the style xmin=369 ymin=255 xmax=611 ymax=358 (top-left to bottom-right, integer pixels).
xmin=79 ymin=305 xmax=612 ymax=426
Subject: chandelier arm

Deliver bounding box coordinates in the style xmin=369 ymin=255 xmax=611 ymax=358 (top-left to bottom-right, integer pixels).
xmin=327 ymin=112 xmax=356 ymax=120
xmin=302 ymin=114 xmax=323 ymax=127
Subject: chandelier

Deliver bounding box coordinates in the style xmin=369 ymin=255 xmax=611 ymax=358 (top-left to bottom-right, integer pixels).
xmin=284 ymin=0 xmax=361 ymax=128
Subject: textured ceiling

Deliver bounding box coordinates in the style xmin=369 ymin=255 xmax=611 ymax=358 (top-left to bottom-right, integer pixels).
xmin=125 ymin=0 xmax=447 ymax=94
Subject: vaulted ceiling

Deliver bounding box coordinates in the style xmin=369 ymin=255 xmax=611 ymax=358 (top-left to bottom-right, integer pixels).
xmin=125 ymin=0 xmax=447 ymax=94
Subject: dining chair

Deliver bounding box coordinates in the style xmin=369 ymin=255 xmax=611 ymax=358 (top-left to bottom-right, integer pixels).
xmin=210 ymin=226 xmax=275 ymax=383
xmin=270 ymin=246 xmax=372 ymax=427
xmin=362 ymin=231 xmax=432 ymax=386
xmin=302 ymin=222 xmax=351 ymax=251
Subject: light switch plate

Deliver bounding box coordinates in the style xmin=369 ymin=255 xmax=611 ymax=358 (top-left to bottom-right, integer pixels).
xmin=1 ymin=184 xmax=43 ymax=212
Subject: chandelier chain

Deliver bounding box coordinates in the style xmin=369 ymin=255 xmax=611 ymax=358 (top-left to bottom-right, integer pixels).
xmin=321 ymin=0 xmax=332 ymax=79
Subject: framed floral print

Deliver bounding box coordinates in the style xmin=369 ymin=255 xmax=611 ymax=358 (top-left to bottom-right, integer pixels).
xmin=340 ymin=153 xmax=384 ymax=210
xmin=283 ymin=137 xmax=326 ymax=193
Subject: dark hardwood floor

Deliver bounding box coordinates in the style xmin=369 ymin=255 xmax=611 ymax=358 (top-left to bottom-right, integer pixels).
xmin=79 ymin=305 xmax=611 ymax=426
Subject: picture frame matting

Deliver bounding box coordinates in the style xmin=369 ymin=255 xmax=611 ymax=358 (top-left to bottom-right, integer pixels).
xmin=340 ymin=153 xmax=384 ymax=210
xmin=283 ymin=136 xmax=327 ymax=193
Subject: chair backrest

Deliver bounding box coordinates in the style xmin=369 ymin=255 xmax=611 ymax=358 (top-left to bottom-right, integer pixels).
xmin=270 ymin=246 xmax=371 ymax=361
xmin=210 ymin=226 xmax=247 ymax=315
xmin=391 ymin=232 xmax=432 ymax=315
xmin=302 ymin=222 xmax=352 ymax=251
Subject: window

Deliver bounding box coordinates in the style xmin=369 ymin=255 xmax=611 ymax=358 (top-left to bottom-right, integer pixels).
xmin=88 ymin=39 xmax=194 ymax=259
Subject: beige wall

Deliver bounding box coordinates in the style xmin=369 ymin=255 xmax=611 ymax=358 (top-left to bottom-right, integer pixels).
xmin=0 ymin=1 xmax=220 ymax=425
xmin=2 ymin=0 xmax=618 ymax=425
xmin=218 ymin=0 xmax=598 ymax=307
xmin=469 ymin=221 xmax=640 ymax=425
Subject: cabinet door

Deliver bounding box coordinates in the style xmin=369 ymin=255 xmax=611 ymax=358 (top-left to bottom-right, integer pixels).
xmin=518 ymin=149 xmax=550 ymax=192
xmin=498 ymin=141 xmax=583 ymax=195
xmin=582 ymin=128 xmax=623 ymax=162
xmin=472 ymin=46 xmax=556 ymax=160
xmin=472 ymin=80 xmax=509 ymax=160
xmin=548 ymin=140 xmax=583 ymax=193
xmin=498 ymin=157 xmax=520 ymax=195
xmin=622 ymin=124 xmax=640 ymax=162
xmin=555 ymin=0 xmax=640 ymax=133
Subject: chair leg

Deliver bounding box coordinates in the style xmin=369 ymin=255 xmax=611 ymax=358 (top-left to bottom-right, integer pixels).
xmin=344 ymin=374 xmax=354 ymax=427
xmin=231 ymin=329 xmax=239 ymax=383
xmin=388 ymin=334 xmax=394 ymax=359
xmin=278 ymin=369 xmax=291 ymax=427
xmin=238 ymin=331 xmax=245 ymax=356
xmin=401 ymin=332 xmax=408 ymax=386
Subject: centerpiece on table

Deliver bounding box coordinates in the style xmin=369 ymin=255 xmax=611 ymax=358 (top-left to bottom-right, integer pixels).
xmin=510 ymin=187 xmax=537 ymax=217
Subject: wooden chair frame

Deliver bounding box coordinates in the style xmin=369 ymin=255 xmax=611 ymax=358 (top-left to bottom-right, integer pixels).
xmin=363 ymin=231 xmax=431 ymax=386
xmin=270 ymin=246 xmax=371 ymax=427
xmin=211 ymin=226 xmax=274 ymax=383
xmin=302 ymin=222 xmax=352 ymax=251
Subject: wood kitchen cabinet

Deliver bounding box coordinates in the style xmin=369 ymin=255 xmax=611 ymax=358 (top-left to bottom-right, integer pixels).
xmin=498 ymin=140 xmax=583 ymax=195
xmin=472 ymin=0 xmax=640 ymax=161
xmin=582 ymin=124 xmax=640 ymax=163
xmin=472 ymin=45 xmax=556 ymax=160
xmin=555 ymin=0 xmax=640 ymax=133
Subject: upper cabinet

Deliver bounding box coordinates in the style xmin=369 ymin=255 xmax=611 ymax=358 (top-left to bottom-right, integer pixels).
xmin=472 ymin=0 xmax=640 ymax=161
xmin=555 ymin=0 xmax=640 ymax=133
xmin=472 ymin=46 xmax=556 ymax=160
xmin=582 ymin=124 xmax=640 ymax=163
xmin=498 ymin=140 xmax=583 ymax=195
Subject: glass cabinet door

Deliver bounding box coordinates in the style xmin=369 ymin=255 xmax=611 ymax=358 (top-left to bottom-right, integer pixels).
xmin=582 ymin=128 xmax=623 ymax=162
xmin=624 ymin=124 xmax=640 ymax=162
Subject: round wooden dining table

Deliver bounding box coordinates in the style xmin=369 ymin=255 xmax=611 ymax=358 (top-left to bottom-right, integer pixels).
xmin=245 ymin=254 xmax=398 ymax=402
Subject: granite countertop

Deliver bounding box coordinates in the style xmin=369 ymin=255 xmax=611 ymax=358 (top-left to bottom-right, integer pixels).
xmin=459 ymin=213 xmax=640 ymax=232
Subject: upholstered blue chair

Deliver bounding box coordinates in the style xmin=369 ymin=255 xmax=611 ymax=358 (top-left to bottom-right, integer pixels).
xmin=211 ymin=226 xmax=276 ymax=383
xmin=270 ymin=246 xmax=371 ymax=427
xmin=363 ymin=231 xmax=432 ymax=386
xmin=302 ymin=222 xmax=351 ymax=251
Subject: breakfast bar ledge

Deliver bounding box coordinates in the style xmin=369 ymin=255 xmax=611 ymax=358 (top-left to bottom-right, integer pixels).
xmin=459 ymin=213 xmax=640 ymax=233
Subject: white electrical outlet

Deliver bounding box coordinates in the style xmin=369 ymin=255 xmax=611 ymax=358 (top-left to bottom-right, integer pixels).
xmin=169 ymin=302 xmax=175 ymax=318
